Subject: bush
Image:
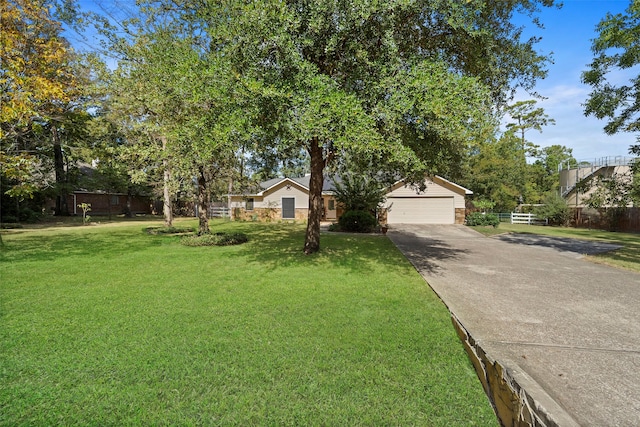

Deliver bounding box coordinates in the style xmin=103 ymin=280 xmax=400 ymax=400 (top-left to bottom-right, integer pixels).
xmin=327 ymin=223 xmax=341 ymax=232
xmin=466 ymin=212 xmax=500 ymax=227
xmin=145 ymin=226 xmax=195 ymax=235
xmin=534 ymin=193 xmax=571 ymax=226
xmin=181 ymin=232 xmax=248 ymax=247
xmin=333 ymin=175 xmax=387 ymax=212
xmin=338 ymin=210 xmax=377 ymax=233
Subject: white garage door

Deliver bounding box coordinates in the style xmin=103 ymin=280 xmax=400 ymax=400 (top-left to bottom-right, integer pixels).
xmin=387 ymin=197 xmax=455 ymax=224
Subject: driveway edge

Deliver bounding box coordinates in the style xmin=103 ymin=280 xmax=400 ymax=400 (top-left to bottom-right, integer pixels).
xmin=451 ymin=313 xmax=581 ymax=427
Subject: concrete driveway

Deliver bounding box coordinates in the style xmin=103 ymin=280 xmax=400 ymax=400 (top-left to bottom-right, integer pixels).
xmin=387 ymin=224 xmax=640 ymax=427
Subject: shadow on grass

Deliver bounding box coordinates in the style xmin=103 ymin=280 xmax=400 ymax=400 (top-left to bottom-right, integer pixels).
xmin=212 ymin=222 xmax=414 ymax=274
xmin=386 ymin=229 xmax=470 ymax=276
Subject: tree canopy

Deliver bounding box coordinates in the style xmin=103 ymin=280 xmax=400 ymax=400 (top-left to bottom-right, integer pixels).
xmin=172 ymin=0 xmax=556 ymax=253
xmin=1 ymin=0 xmax=90 ymax=216
xmin=583 ymin=0 xmax=640 ymax=153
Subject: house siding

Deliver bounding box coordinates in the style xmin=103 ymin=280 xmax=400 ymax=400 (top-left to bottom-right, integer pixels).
xmin=383 ymin=177 xmax=468 ymax=224
xmin=385 ymin=177 xmax=466 ymax=209
xmin=229 ymin=180 xmax=309 ymax=221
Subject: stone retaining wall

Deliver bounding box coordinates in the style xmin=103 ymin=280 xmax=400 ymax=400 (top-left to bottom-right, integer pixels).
xmin=451 ymin=314 xmax=580 ymax=427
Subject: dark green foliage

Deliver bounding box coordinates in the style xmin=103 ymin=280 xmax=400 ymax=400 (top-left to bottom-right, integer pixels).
xmin=338 ymin=210 xmax=377 ymax=233
xmin=327 ymin=223 xmax=341 ymax=232
xmin=583 ymin=1 xmax=640 ymax=136
xmin=466 ymin=212 xmax=500 ymax=227
xmin=181 ymin=232 xmax=248 ymax=246
xmin=534 ymin=193 xmax=571 ymax=226
xmin=145 ymin=226 xmax=195 ymax=235
xmin=333 ymin=175 xmax=387 ymax=213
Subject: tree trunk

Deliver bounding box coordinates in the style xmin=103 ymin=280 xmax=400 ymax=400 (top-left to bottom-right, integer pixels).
xmin=107 ymin=191 xmax=112 ymax=220
xmin=161 ymin=136 xmax=173 ymax=227
xmin=304 ymin=137 xmax=324 ymax=254
xmin=52 ymin=126 xmax=68 ymax=216
xmin=125 ymin=187 xmax=133 ymax=218
xmin=197 ymin=166 xmax=210 ymax=235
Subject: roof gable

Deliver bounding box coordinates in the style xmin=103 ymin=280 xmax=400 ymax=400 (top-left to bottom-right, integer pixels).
xmin=387 ymin=175 xmax=472 ymax=196
xmin=259 ymin=177 xmax=308 ymax=195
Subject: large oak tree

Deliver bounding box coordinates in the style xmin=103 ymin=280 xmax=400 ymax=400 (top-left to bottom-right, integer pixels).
xmin=189 ymin=0 xmax=557 ymax=253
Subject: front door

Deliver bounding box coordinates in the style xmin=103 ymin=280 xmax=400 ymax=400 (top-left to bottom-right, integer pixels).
xmin=326 ymin=198 xmax=337 ymax=220
xmin=282 ymin=197 xmax=295 ymax=219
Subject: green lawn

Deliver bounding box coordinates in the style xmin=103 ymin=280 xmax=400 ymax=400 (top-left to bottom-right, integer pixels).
xmin=471 ymin=223 xmax=640 ymax=272
xmin=1 ymin=219 xmax=496 ymax=426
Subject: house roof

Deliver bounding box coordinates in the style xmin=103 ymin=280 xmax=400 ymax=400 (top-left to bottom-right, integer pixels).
xmin=234 ymin=174 xmax=471 ymax=197
xmin=433 ymin=175 xmax=473 ymax=195
xmin=388 ymin=175 xmax=473 ymax=196
xmin=255 ymin=176 xmax=337 ymax=195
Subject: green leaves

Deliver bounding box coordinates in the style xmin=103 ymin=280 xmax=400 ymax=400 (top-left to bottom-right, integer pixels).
xmin=583 ymin=0 xmax=640 ymax=137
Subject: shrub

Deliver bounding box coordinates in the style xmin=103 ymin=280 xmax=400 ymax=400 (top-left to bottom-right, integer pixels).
xmin=466 ymin=212 xmax=500 ymax=227
xmin=534 ymin=193 xmax=571 ymax=226
xmin=181 ymin=232 xmax=248 ymax=247
xmin=333 ymin=174 xmax=387 ymax=212
xmin=338 ymin=210 xmax=377 ymax=233
xmin=145 ymin=226 xmax=195 ymax=235
xmin=327 ymin=223 xmax=341 ymax=232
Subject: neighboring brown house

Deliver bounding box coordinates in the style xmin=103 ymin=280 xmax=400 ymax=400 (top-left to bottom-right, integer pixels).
xmin=47 ymin=191 xmax=153 ymax=216
xmin=229 ymin=175 xmax=472 ymax=224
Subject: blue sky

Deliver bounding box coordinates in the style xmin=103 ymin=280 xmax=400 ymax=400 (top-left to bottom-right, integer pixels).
xmin=513 ymin=0 xmax=635 ymax=161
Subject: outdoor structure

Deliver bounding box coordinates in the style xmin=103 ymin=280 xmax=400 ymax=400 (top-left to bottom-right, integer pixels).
xmin=382 ymin=176 xmax=472 ymax=225
xmin=559 ymin=156 xmax=640 ymax=232
xmin=560 ymin=156 xmax=637 ymax=208
xmin=229 ymin=175 xmax=472 ymax=224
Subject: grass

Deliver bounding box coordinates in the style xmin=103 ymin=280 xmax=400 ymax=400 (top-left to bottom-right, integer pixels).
xmin=0 ymin=219 xmax=496 ymax=426
xmin=471 ymin=223 xmax=640 ymax=272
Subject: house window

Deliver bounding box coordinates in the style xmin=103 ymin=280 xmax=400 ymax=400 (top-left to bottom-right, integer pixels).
xmin=282 ymin=197 xmax=295 ymax=219
xmin=246 ymin=198 xmax=254 ymax=211
xmin=328 ymin=199 xmax=335 ymax=210
xmin=111 ymin=195 xmax=119 ymax=205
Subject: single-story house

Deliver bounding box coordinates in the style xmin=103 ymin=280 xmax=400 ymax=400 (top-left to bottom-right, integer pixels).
xmin=229 ymin=175 xmax=471 ymax=224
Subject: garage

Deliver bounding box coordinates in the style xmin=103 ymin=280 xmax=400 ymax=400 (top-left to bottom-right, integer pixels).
xmin=386 ymin=196 xmax=455 ymax=224
xmin=382 ymin=176 xmax=472 ymax=225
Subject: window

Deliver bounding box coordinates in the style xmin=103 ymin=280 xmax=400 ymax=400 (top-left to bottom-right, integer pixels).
xmin=246 ymin=198 xmax=254 ymax=211
xmin=110 ymin=195 xmax=119 ymax=205
xmin=328 ymin=199 xmax=335 ymax=210
xmin=282 ymin=197 xmax=295 ymax=219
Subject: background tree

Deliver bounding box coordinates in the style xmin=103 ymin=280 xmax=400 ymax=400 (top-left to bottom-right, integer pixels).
xmin=583 ymin=0 xmax=640 ymax=156
xmin=582 ymin=1 xmax=640 ymax=216
xmin=505 ymin=100 xmax=556 ymax=153
xmin=89 ymin=4 xmax=250 ymax=234
xmin=1 ymin=0 xmax=89 ymax=216
xmin=529 ymin=144 xmax=577 ymax=194
xmin=464 ymin=133 xmax=528 ymax=212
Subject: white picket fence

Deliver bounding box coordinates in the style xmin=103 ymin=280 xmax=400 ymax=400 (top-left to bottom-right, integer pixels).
xmin=510 ymin=213 xmax=547 ymax=225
